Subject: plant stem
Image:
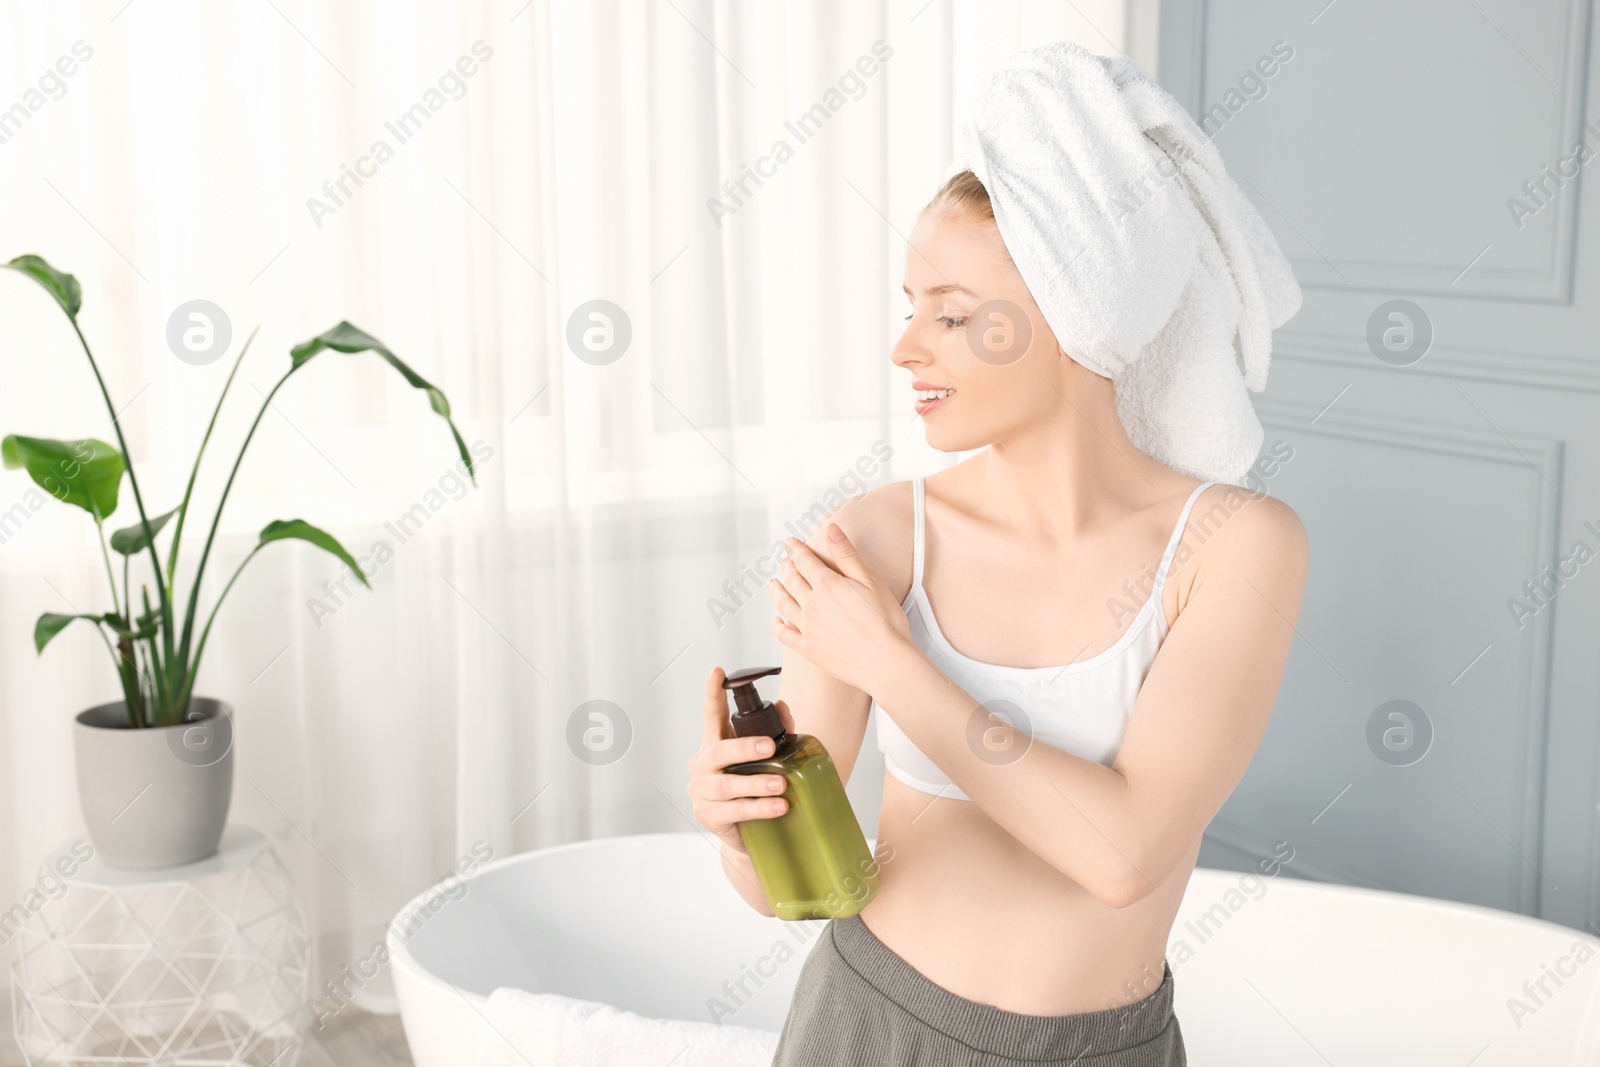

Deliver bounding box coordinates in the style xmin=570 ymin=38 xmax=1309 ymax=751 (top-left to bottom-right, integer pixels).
xmin=175 ymin=364 xmax=299 ymax=700
xmin=136 ymin=627 xmax=160 ymax=727
xmin=115 ymin=634 xmax=143 ymax=728
xmin=68 ymin=318 xmax=176 ymax=709
xmin=166 ymin=325 xmax=259 ymax=605
xmin=133 ymin=638 xmax=146 ymax=713
xmin=178 ymin=544 xmax=263 ymax=711
xmin=90 ymin=622 xmax=138 ymax=728
xmin=94 ymin=518 xmax=122 ymax=619
xmin=141 ymin=586 xmax=169 ymax=723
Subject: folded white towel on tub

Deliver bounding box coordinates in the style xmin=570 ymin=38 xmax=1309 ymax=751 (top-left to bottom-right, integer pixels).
xmin=476 ymin=988 xmax=780 ymax=1067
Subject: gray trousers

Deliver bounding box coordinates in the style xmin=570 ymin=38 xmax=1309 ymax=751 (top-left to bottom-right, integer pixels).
xmin=771 ymin=915 xmax=1185 ymax=1066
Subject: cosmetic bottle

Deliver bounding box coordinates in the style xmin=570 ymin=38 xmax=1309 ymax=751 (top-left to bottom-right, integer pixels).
xmin=722 ymin=666 xmax=880 ymax=920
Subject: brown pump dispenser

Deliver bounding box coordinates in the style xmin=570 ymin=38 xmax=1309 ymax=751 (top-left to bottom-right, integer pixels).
xmin=722 ymin=666 xmax=784 ymax=741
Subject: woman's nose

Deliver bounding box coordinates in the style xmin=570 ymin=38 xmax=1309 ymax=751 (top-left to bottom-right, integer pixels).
xmin=891 ymin=319 xmax=932 ymax=371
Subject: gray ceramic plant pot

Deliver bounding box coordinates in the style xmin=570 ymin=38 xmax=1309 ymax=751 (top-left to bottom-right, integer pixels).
xmin=73 ymin=697 xmax=234 ymax=869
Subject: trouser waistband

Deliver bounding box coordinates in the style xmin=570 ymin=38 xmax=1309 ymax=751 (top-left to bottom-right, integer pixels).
xmin=828 ymin=914 xmax=1177 ymax=1059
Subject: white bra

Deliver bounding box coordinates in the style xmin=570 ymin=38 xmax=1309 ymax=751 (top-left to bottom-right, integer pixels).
xmin=872 ymin=477 xmax=1219 ymax=801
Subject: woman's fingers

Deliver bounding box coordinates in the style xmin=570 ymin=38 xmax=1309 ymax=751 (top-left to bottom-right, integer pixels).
xmin=690 ymin=729 xmax=775 ymax=777
xmin=774 ymin=698 xmax=797 ymax=735
xmin=712 ymin=733 xmax=777 ymax=769
xmin=701 ymin=666 xmax=730 ymax=744
xmin=690 ymin=668 xmax=791 ymax=836
xmin=778 ymin=555 xmax=811 ymax=594
xmin=700 ymin=796 xmax=790 ymax=828
xmin=707 ymin=771 xmax=788 ymax=801
xmin=689 ymin=769 xmax=791 ymax=834
xmin=783 ymin=537 xmax=835 ymax=587
xmin=766 ymin=576 xmax=801 ymax=619
xmin=771 ymin=614 xmax=801 ymax=649
xmin=739 ymin=795 xmax=790 ymax=819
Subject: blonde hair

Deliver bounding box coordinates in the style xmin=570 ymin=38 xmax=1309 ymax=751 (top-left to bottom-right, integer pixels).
xmin=922 ymin=168 xmax=994 ymax=224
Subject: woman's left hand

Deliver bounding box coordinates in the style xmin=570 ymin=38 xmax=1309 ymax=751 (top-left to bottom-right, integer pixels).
xmin=767 ymin=524 xmax=912 ymax=696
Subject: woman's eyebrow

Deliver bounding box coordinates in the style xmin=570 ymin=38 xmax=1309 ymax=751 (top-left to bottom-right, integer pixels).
xmin=902 ymin=282 xmax=977 ymax=297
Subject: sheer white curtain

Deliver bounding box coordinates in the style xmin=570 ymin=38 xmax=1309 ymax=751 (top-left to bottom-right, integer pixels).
xmin=0 ymin=0 xmax=1144 ymax=1009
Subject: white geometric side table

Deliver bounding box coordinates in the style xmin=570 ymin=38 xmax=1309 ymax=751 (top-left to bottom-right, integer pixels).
xmin=8 ymin=825 xmax=311 ymax=1066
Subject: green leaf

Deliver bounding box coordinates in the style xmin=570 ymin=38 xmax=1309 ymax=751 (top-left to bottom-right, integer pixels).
xmin=2 ymin=435 xmax=124 ymax=519
xmin=109 ymin=507 xmax=178 ymax=556
xmin=288 ymin=321 xmax=476 ymax=484
xmin=4 ymin=255 xmax=82 ymax=319
xmin=259 ymin=519 xmax=371 ymax=588
xmin=34 ymin=612 xmax=102 ymax=654
xmin=101 ymin=612 xmax=158 ymax=641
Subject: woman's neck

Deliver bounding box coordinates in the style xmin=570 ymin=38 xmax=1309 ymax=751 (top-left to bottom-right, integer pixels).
xmin=957 ymin=383 xmax=1181 ymax=543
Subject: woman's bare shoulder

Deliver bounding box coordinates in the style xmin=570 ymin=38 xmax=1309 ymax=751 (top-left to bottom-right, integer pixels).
xmin=1203 ymin=485 xmax=1307 ymax=555
xmin=803 ymin=479 xmax=918 ymax=603
xmin=1176 ymin=484 xmax=1309 ymax=606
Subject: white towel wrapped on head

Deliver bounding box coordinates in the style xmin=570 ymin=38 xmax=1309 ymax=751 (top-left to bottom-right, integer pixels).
xmin=475 ymin=987 xmax=780 ymax=1067
xmin=946 ymin=41 xmax=1303 ymax=484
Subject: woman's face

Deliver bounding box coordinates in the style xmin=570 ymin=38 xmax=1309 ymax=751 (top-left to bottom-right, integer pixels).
xmin=892 ymin=210 xmax=1078 ymax=453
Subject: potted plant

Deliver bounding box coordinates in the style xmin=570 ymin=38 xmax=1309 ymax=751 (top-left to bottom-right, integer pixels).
xmin=2 ymin=254 xmax=477 ymax=869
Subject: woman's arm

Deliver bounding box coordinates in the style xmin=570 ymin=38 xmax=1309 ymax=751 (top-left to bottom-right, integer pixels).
xmin=774 ymin=633 xmax=874 ymax=784
xmin=772 ymin=486 xmax=914 ymax=786
xmin=699 ymin=485 xmax=912 ymax=913
xmin=770 ymin=491 xmax=1308 ymax=909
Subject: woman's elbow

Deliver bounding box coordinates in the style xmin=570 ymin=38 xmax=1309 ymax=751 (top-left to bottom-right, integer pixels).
xmin=1094 ymin=872 xmax=1159 ymax=909
xmin=1074 ymin=852 xmax=1166 ymax=909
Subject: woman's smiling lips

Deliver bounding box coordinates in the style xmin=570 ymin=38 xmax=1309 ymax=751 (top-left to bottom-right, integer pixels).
xmin=913 ymin=379 xmax=956 ymax=416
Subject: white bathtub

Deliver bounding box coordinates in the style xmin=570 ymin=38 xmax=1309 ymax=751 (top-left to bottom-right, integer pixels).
xmin=390 ymin=833 xmax=1600 ymax=1066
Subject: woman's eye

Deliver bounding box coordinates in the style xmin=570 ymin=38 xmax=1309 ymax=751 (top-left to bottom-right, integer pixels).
xmin=902 ymin=311 xmax=968 ymax=328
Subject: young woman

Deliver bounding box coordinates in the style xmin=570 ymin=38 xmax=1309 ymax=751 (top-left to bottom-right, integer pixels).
xmin=687 ymin=50 xmax=1307 ymax=1066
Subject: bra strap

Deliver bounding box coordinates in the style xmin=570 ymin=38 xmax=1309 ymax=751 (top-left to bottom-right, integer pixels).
xmin=1152 ymin=481 xmax=1217 ymax=590
xmin=911 ymin=477 xmax=926 ymax=589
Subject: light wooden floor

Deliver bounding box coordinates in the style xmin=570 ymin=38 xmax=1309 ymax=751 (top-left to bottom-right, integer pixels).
xmin=297 ymin=1011 xmax=415 ymax=1067
xmin=0 ymin=1000 xmax=416 ymax=1067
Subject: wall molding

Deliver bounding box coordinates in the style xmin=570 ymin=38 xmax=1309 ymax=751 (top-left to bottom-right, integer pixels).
xmin=1255 ymin=393 xmax=1564 ymax=915
xmin=1161 ymin=0 xmax=1594 ymax=300
xmin=1253 ymin=392 xmax=1566 ymax=473
xmin=1274 ymin=330 xmax=1600 ymax=396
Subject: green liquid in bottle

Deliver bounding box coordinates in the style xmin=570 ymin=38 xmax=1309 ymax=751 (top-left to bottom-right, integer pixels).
xmin=722 ymin=665 xmax=882 ymax=921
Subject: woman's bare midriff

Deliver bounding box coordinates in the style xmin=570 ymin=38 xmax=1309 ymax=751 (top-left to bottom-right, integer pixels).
xmin=859 ymin=772 xmax=1200 ymax=1017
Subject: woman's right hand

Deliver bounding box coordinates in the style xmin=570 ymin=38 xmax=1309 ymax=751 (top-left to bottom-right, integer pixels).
xmin=688 ymin=666 xmax=796 ymax=852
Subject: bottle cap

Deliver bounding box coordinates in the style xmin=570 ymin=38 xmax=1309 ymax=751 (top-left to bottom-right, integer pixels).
xmin=722 ymin=666 xmax=784 ymax=742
